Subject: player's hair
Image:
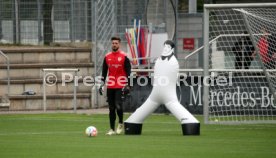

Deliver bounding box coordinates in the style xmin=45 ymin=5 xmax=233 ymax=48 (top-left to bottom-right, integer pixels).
xmin=111 ymin=36 xmax=121 ymax=42
xmin=164 ymin=40 xmax=175 ymax=48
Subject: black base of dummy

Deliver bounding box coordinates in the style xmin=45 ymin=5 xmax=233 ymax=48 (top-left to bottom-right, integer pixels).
xmin=181 ymin=123 xmax=200 ymax=135
xmin=124 ymin=122 xmax=143 ymax=135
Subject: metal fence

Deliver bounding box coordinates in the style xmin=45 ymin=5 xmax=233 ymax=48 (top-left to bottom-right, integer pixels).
xmin=0 ymin=0 xmax=204 ymax=109
xmin=0 ymin=0 xmax=203 ymax=68
xmin=0 ymin=1 xmax=179 ymax=40
xmin=0 ymin=0 xmax=204 ymax=75
xmin=0 ymin=0 xmax=204 ymax=80
xmin=0 ymin=0 xmax=92 ymax=44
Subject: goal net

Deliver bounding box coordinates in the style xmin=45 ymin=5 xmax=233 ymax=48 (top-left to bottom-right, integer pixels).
xmin=203 ymin=3 xmax=276 ymax=124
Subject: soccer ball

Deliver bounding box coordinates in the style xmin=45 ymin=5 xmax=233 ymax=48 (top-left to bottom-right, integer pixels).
xmin=85 ymin=126 xmax=98 ymax=137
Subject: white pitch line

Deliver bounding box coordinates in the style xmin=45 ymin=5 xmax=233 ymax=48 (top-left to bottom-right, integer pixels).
xmin=0 ymin=118 xmax=105 ymax=122
xmin=0 ymin=131 xmax=82 ymax=136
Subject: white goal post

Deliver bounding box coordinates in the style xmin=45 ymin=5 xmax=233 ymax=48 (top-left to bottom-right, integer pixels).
xmin=203 ymin=3 xmax=276 ymax=124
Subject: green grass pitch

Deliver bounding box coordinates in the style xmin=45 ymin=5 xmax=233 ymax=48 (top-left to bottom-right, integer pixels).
xmin=0 ymin=113 xmax=275 ymax=158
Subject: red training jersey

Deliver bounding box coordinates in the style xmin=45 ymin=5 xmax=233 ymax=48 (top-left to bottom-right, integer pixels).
xmin=102 ymin=50 xmax=131 ymax=89
xmin=258 ymin=37 xmax=269 ymax=63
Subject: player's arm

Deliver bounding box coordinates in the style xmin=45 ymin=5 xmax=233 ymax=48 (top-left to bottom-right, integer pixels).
xmin=232 ymin=40 xmax=241 ymax=54
xmin=124 ymin=56 xmax=131 ymax=78
xmin=122 ymin=56 xmax=132 ymax=97
xmin=124 ymin=56 xmax=132 ymax=88
xmin=270 ymin=34 xmax=276 ymax=59
xmin=101 ymin=57 xmax=108 ymax=84
xmin=249 ymin=40 xmax=256 ymax=58
xmin=99 ymin=57 xmax=108 ymax=95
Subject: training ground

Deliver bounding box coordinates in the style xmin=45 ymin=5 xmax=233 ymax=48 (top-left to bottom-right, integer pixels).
xmin=0 ymin=109 xmax=275 ymax=158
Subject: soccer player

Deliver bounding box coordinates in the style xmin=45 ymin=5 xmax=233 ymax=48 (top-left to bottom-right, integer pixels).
xmin=257 ymin=28 xmax=269 ymax=68
xmin=99 ymin=36 xmax=131 ymax=135
xmin=232 ymin=31 xmax=255 ymax=70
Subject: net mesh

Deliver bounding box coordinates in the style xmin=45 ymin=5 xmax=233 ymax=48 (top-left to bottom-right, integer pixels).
xmin=206 ymin=5 xmax=276 ymax=123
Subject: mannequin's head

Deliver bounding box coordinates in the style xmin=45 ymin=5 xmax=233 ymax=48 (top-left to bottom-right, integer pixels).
xmin=162 ymin=40 xmax=175 ymax=56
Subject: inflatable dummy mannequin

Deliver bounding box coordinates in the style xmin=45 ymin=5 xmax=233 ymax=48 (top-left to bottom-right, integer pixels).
xmin=124 ymin=40 xmax=200 ymax=135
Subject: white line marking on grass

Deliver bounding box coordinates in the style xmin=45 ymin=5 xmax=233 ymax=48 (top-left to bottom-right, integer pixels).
xmin=206 ymin=126 xmax=276 ymax=131
xmin=0 ymin=131 xmax=82 ymax=136
xmin=1 ymin=118 xmax=180 ymax=125
xmin=0 ymin=117 xmax=105 ymax=122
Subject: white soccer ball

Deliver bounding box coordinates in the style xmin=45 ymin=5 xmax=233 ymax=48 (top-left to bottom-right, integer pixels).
xmin=85 ymin=126 xmax=98 ymax=137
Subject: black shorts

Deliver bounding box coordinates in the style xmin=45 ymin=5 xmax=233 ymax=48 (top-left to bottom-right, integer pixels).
xmin=106 ymin=88 xmax=123 ymax=109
